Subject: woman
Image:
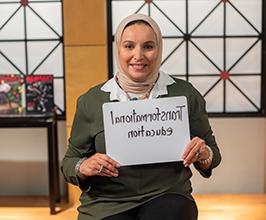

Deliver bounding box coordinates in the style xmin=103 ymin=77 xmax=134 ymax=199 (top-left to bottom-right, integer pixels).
xmin=62 ymin=14 xmax=221 ymax=220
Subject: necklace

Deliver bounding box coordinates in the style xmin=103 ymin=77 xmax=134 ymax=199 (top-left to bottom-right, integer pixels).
xmin=124 ymin=79 xmax=158 ymax=101
xmin=125 ymin=91 xmax=151 ymax=101
xmin=115 ymin=74 xmax=159 ymax=101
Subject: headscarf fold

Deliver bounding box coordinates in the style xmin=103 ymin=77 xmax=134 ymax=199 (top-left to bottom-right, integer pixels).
xmin=114 ymin=14 xmax=162 ymax=94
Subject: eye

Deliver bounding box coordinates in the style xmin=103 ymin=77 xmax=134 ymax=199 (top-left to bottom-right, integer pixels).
xmin=145 ymin=45 xmax=153 ymax=49
xmin=124 ymin=43 xmax=134 ymax=49
xmin=143 ymin=43 xmax=155 ymax=50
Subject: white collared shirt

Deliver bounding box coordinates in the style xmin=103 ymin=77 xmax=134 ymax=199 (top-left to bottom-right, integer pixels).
xmin=101 ymin=71 xmax=175 ymax=101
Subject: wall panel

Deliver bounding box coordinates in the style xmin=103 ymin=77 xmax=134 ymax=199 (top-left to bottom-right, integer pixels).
xmin=64 ymin=0 xmax=106 ymax=45
xmin=64 ymin=0 xmax=107 ymax=205
xmin=65 ymin=46 xmax=107 ymax=126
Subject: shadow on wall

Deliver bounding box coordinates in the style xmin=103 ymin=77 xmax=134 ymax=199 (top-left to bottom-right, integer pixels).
xmin=0 ymin=160 xmax=66 ymax=198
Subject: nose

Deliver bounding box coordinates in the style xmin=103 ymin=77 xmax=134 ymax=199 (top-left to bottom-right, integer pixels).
xmin=133 ymin=47 xmax=144 ymax=60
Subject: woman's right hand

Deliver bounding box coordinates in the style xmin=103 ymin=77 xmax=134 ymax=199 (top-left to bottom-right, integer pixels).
xmin=78 ymin=153 xmax=120 ymax=178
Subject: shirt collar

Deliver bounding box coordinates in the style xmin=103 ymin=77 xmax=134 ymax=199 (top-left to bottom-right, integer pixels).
xmin=101 ymin=71 xmax=175 ymax=101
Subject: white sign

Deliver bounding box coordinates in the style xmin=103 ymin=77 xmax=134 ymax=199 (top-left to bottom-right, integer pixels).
xmin=102 ymin=96 xmax=190 ymax=166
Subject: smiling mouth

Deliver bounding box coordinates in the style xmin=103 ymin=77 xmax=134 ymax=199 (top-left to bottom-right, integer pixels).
xmin=130 ymin=64 xmax=147 ymax=71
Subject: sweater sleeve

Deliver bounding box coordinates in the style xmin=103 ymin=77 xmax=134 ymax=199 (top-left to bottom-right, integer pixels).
xmin=188 ymin=84 xmax=222 ymax=178
xmin=61 ymin=94 xmax=95 ymax=190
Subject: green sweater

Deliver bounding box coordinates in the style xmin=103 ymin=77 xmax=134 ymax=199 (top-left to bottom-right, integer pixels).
xmin=61 ymin=78 xmax=221 ymax=220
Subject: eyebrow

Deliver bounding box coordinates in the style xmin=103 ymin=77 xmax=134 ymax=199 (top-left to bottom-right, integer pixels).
xmin=121 ymin=40 xmax=156 ymax=44
xmin=144 ymin=41 xmax=156 ymax=44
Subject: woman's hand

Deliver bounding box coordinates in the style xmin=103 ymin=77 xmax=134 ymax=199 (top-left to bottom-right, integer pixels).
xmin=182 ymin=137 xmax=211 ymax=169
xmin=78 ymin=153 xmax=120 ymax=178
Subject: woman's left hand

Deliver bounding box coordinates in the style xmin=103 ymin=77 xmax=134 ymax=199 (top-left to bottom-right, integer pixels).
xmin=182 ymin=137 xmax=210 ymax=168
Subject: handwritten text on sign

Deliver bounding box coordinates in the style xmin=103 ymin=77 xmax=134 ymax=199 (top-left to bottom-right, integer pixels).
xmin=102 ymin=96 xmax=190 ymax=166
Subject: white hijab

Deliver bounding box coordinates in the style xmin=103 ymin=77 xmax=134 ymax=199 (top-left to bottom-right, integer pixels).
xmin=114 ymin=14 xmax=163 ymax=94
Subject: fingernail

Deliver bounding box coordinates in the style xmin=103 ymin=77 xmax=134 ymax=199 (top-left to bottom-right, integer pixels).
xmin=116 ymin=163 xmax=120 ymax=168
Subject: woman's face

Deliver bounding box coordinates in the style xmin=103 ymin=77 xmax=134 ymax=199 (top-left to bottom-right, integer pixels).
xmin=118 ymin=23 xmax=159 ymax=82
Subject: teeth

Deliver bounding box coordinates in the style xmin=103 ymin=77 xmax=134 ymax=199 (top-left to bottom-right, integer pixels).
xmin=131 ymin=64 xmax=146 ymax=70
